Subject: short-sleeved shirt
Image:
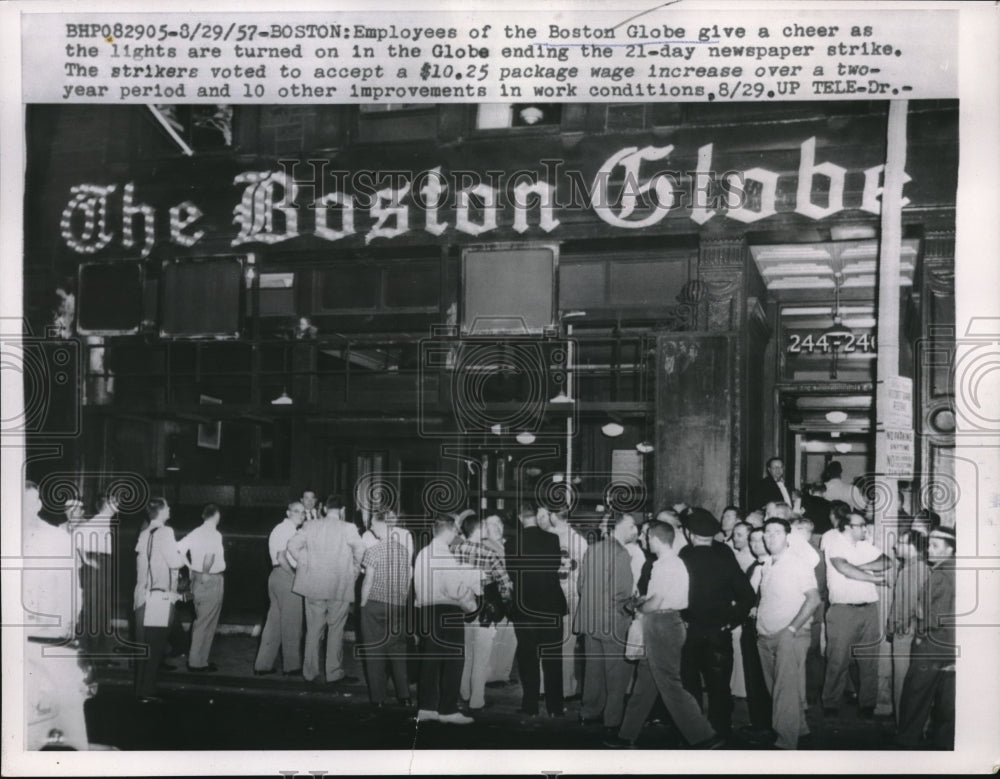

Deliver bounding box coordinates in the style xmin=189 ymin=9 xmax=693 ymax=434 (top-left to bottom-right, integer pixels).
xmin=757 ymin=549 xmax=819 ymax=636
xmin=413 ymin=537 xmax=479 ymax=608
xmin=361 ymin=538 xmax=412 ymax=606
xmin=178 ymin=523 xmax=226 ymax=573
xmin=363 ymin=526 xmax=414 ymax=559
xmin=268 ymin=518 xmax=299 ymax=566
xmin=134 ymin=522 xmax=183 ymax=609
xmin=645 ymin=553 xmax=689 ymax=611
xmin=821 ymin=529 xmax=881 ymax=604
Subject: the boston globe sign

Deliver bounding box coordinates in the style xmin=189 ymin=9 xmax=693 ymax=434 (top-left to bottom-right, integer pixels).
xmin=58 ymin=136 xmax=910 ymax=256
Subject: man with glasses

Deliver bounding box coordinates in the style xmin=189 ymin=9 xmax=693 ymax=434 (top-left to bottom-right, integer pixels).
xmin=819 ymin=510 xmax=891 ymax=719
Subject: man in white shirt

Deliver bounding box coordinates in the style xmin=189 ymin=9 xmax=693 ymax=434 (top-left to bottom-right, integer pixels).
xmin=655 ymin=508 xmax=688 ymax=554
xmin=820 ymin=511 xmax=890 ymax=718
xmin=134 ymin=497 xmax=184 ymax=703
xmin=756 ymin=518 xmax=822 ymax=750
xmin=413 ymin=516 xmax=479 ymax=725
xmin=22 ymin=482 xmax=91 ymax=750
xmin=253 ymin=502 xmax=306 ymax=675
xmin=179 ymin=503 xmax=226 ymax=672
xmin=608 ymin=523 xmax=721 ymax=749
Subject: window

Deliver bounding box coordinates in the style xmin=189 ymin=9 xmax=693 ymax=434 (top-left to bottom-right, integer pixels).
xmin=462 ymin=246 xmax=556 ymax=334
xmin=356 ymin=104 xmax=437 ymax=143
xmin=475 ymin=103 xmax=563 ymax=130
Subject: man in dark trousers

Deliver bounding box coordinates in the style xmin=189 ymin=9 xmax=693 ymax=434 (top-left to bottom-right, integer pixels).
xmin=895 ymin=526 xmax=956 ymax=749
xmin=574 ymin=513 xmax=637 ymax=730
xmin=750 ymin=457 xmax=792 ymax=513
xmin=678 ymin=507 xmax=755 ymax=738
xmin=507 ymin=503 xmax=568 ymax=717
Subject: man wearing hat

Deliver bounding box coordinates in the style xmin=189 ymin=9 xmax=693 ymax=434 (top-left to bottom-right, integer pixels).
xmin=678 ymin=507 xmax=755 ymax=738
xmin=896 ymin=526 xmax=956 ymax=748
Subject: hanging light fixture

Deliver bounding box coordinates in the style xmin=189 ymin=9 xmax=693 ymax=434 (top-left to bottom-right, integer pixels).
xmin=823 ymin=268 xmax=853 ymax=379
xmin=271 ymin=388 xmax=293 ymax=405
xmin=635 ymin=441 xmax=654 ymax=454
xmin=515 ymin=431 xmax=536 ymax=445
xmin=601 ymin=414 xmax=625 ymax=438
xmin=825 ymin=410 xmax=848 ymax=425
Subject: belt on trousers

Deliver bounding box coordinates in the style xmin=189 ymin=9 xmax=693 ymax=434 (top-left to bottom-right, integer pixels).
xmin=834 ymin=602 xmax=877 ymax=607
xmin=646 ymin=608 xmax=680 ymax=615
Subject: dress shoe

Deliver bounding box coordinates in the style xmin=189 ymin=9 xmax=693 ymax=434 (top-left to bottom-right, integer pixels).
xmin=603 ymin=735 xmax=635 ymax=749
xmin=564 ymin=693 xmax=582 ymax=702
xmin=547 ymin=709 xmax=566 ymax=718
xmin=857 ymin=706 xmax=875 ymax=720
xmin=518 ymin=707 xmax=539 ymax=717
xmin=282 ymin=668 xmax=302 ymax=676
xmin=823 ymin=706 xmax=840 ymax=717
xmin=138 ymin=696 xmax=165 ymax=705
xmin=328 ymin=674 xmax=359 ymax=684
xmin=578 ymin=716 xmax=603 ymax=726
xmin=694 ymin=735 xmax=726 ymax=750
xmin=159 ymin=662 xmax=176 ymax=672
xmin=253 ymin=669 xmax=276 ymax=676
xmin=398 ymin=698 xmax=414 ymax=708
xmin=187 ymin=663 xmax=219 ymax=673
xmin=438 ymin=712 xmax=474 ymax=725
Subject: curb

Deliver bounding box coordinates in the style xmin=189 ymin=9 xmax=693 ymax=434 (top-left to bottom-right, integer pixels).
xmin=111 ymin=618 xmax=357 ymax=642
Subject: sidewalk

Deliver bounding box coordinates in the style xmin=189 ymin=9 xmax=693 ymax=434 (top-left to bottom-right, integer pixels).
xmin=91 ymin=631 xmax=900 ymax=749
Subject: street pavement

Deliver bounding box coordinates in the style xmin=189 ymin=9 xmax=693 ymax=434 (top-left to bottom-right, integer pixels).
xmin=84 ymin=632 xmax=907 ymax=751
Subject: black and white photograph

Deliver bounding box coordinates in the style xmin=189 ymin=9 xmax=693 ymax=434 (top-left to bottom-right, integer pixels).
xmin=2 ymin=2 xmax=998 ymax=775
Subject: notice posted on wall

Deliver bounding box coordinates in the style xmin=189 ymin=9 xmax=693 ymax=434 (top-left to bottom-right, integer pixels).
xmin=2 ymin=1 xmax=999 ymax=778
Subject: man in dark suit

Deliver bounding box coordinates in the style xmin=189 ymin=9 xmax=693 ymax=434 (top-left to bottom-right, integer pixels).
xmin=750 ymin=457 xmax=792 ymax=512
xmin=574 ymin=513 xmax=637 ymax=730
xmin=679 ymin=507 xmax=755 ymax=738
xmin=507 ymin=503 xmax=568 ymax=717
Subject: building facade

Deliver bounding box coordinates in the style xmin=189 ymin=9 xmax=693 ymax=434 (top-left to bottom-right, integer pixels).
xmin=22 ymin=101 xmax=958 ymax=618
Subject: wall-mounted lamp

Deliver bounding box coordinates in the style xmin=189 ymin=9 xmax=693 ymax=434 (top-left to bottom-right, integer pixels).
xmin=515 ymin=431 xmax=536 ymax=445
xmin=825 ymin=410 xmax=848 ymax=424
xmin=635 ymin=441 xmax=654 ymax=454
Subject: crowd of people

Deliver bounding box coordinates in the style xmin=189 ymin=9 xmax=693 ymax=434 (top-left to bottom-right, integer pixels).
xmin=20 ymin=459 xmax=957 ymax=750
